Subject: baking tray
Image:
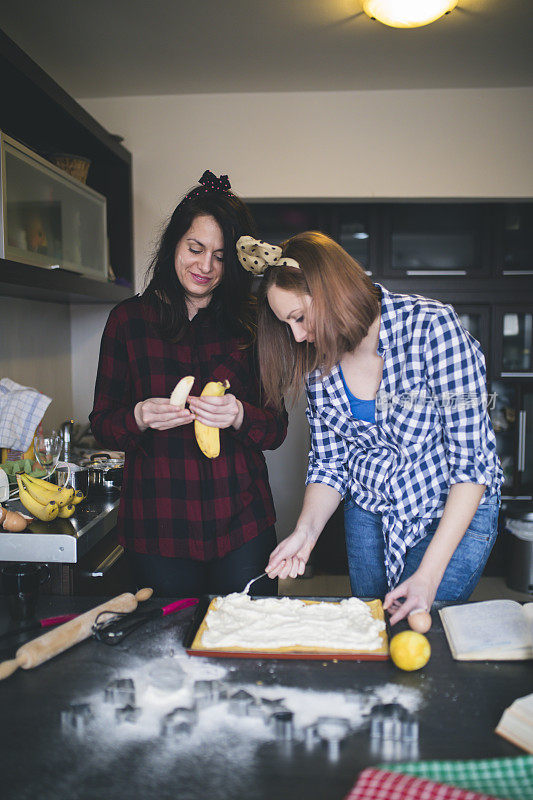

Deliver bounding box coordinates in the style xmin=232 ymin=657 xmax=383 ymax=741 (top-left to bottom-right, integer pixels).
xmin=184 ymin=595 xmax=389 ymax=661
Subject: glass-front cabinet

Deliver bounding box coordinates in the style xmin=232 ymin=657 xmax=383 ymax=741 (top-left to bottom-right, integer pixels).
xmin=333 ymin=204 xmax=377 ymax=275
xmin=497 ymin=202 xmax=533 ymax=276
xmin=0 ymin=132 xmax=107 ymax=280
xmin=452 ymin=305 xmax=491 ymax=372
xmin=491 ymin=381 xmax=533 ymax=499
xmin=383 ymin=202 xmax=488 ymax=277
xmin=494 ymin=307 xmax=533 ymax=378
xmin=246 ymin=203 xmax=329 ymax=246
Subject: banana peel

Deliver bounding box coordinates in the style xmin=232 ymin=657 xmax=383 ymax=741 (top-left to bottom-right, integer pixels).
xmin=194 ymin=380 xmax=230 ymax=458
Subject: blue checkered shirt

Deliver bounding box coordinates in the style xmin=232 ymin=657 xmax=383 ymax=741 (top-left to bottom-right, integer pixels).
xmin=305 ymin=285 xmax=503 ymax=588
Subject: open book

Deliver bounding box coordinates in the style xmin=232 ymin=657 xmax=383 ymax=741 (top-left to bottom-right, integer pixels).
xmin=439 ymin=600 xmax=533 ymax=660
xmin=496 ymin=693 xmax=533 ymax=754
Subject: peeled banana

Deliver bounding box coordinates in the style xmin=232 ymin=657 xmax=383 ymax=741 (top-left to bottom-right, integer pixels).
xmin=170 ymin=375 xmax=195 ymax=409
xmin=194 ymin=380 xmax=230 ymax=459
xmin=16 ymin=474 xmax=59 ymax=522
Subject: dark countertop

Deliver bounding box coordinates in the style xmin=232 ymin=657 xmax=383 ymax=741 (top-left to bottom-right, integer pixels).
xmin=0 ymin=595 xmax=530 ymax=800
xmin=0 ymin=493 xmax=120 ymax=563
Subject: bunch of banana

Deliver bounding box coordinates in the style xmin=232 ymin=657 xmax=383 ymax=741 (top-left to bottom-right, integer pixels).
xmin=16 ymin=474 xmax=84 ymax=522
xmin=194 ymin=380 xmax=230 ymax=459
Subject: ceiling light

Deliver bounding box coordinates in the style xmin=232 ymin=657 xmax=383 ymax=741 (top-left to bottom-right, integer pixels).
xmin=363 ymin=0 xmax=458 ymax=28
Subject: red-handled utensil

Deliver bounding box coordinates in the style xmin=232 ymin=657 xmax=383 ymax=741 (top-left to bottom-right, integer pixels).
xmin=0 ymin=614 xmax=77 ymax=644
xmin=92 ymin=597 xmax=198 ymax=645
xmin=41 ymin=613 xmax=78 ymax=628
xmin=0 ymin=588 xmax=153 ymax=645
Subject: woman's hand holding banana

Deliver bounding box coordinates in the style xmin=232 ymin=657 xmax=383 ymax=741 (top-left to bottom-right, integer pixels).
xmin=187 ymin=393 xmax=244 ymax=431
xmin=134 ymin=398 xmax=194 ymax=432
xmin=134 ymin=374 xmax=196 ymax=432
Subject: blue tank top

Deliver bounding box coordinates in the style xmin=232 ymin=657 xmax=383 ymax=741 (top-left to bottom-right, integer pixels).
xmin=339 ymin=365 xmax=376 ymax=423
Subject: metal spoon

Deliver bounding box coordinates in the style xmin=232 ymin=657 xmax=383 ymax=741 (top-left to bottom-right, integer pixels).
xmin=242 ymin=572 xmax=267 ymax=594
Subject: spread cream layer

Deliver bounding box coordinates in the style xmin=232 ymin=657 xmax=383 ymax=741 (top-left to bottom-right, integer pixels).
xmin=201 ymin=594 xmax=385 ymax=651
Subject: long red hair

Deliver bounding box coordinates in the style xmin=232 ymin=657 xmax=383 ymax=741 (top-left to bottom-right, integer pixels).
xmin=257 ymin=231 xmax=380 ymax=409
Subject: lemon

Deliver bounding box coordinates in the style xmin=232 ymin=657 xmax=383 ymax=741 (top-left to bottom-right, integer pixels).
xmin=389 ymin=630 xmax=431 ymax=671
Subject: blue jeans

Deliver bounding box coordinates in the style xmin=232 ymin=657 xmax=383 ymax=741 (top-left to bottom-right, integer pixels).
xmin=344 ymin=498 xmax=500 ymax=600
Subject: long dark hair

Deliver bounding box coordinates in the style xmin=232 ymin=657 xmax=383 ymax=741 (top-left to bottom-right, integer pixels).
xmin=143 ymin=191 xmax=258 ymax=341
xmin=257 ymin=231 xmax=380 ymax=409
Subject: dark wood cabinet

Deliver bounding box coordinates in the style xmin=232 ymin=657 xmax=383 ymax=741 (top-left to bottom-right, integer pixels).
xmin=382 ymin=202 xmax=490 ymax=278
xmin=496 ymin=202 xmax=533 ymax=276
xmin=0 ymin=29 xmax=134 ymax=304
xmin=491 ymin=380 xmax=533 ymax=500
xmin=494 ymin=306 xmax=533 ymax=379
xmin=41 ymin=528 xmax=135 ymax=597
xmin=452 ymin=304 xmax=491 ymax=375
xmin=247 ymin=199 xmax=533 ymax=386
xmin=332 ymin=204 xmax=378 ymax=273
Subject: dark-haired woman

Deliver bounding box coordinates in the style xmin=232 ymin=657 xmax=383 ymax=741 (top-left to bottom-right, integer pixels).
xmin=90 ymin=172 xmax=287 ymax=597
xmin=239 ymin=231 xmax=502 ymax=624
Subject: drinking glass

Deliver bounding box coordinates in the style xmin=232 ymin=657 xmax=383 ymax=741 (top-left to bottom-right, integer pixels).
xmin=33 ymin=432 xmax=63 ymax=478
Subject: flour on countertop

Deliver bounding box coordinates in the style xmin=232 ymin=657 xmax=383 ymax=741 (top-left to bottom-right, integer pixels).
xmin=68 ymin=648 xmax=422 ymax=755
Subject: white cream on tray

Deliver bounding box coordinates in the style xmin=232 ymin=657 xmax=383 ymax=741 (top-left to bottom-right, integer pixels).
xmin=201 ymin=594 xmax=385 ymax=651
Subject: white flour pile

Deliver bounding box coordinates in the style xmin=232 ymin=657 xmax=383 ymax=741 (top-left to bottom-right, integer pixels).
xmin=73 ymin=650 xmax=422 ymax=751
xmin=201 ymin=594 xmax=385 ymax=651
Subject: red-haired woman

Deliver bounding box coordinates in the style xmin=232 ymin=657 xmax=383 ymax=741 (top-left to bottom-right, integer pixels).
xmin=239 ymin=231 xmax=502 ymax=624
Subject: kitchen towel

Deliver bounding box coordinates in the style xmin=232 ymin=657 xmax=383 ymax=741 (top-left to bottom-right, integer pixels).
xmin=0 ymin=378 xmax=51 ymax=452
xmin=345 ymin=768 xmax=500 ymax=800
xmin=384 ymin=756 xmax=533 ymax=800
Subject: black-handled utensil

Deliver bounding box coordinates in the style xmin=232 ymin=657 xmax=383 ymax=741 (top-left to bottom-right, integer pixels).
xmin=92 ymin=598 xmax=198 ymax=645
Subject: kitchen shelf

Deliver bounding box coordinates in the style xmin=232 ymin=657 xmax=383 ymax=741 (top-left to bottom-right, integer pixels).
xmin=0 ymin=257 xmax=133 ymax=304
xmin=0 ymin=28 xmax=134 ymax=305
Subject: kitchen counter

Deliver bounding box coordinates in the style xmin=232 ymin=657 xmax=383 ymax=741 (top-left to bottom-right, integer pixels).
xmin=0 ymin=493 xmax=120 ymax=563
xmin=0 ymin=596 xmax=530 ymax=800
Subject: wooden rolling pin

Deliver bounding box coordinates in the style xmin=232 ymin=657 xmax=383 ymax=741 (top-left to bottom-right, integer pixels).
xmin=0 ymin=588 xmax=153 ymax=681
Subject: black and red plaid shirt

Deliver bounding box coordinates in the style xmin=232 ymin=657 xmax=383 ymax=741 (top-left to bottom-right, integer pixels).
xmin=90 ymin=295 xmax=288 ymax=560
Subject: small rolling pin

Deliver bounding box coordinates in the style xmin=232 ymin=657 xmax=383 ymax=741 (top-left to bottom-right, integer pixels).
xmin=0 ymin=588 xmax=153 ymax=681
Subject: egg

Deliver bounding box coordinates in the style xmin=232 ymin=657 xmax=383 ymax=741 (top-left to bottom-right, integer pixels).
xmin=408 ymin=609 xmax=432 ymax=634
xmin=0 ymin=506 xmax=6 ymax=525
xmin=2 ymin=510 xmax=29 ymax=532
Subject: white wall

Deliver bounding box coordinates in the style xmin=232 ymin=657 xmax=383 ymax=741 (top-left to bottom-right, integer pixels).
xmin=0 ymin=297 xmax=73 ymax=432
xmin=82 ymin=87 xmax=533 ymax=291
xmin=70 ymin=304 xmax=114 ymax=425
xmin=78 ymin=85 xmax=533 ymax=536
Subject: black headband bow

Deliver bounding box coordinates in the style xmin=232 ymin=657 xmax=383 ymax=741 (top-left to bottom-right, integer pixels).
xmin=180 ymin=170 xmax=233 ymax=205
xmin=199 ymin=170 xmax=231 ymax=192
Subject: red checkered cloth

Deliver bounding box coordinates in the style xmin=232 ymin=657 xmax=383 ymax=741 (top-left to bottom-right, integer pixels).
xmin=345 ymin=768 xmax=501 ymax=800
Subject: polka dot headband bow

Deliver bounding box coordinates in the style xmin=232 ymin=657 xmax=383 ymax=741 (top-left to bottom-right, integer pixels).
xmin=181 ymin=170 xmax=233 ymax=205
xmin=236 ymin=236 xmax=300 ymax=275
